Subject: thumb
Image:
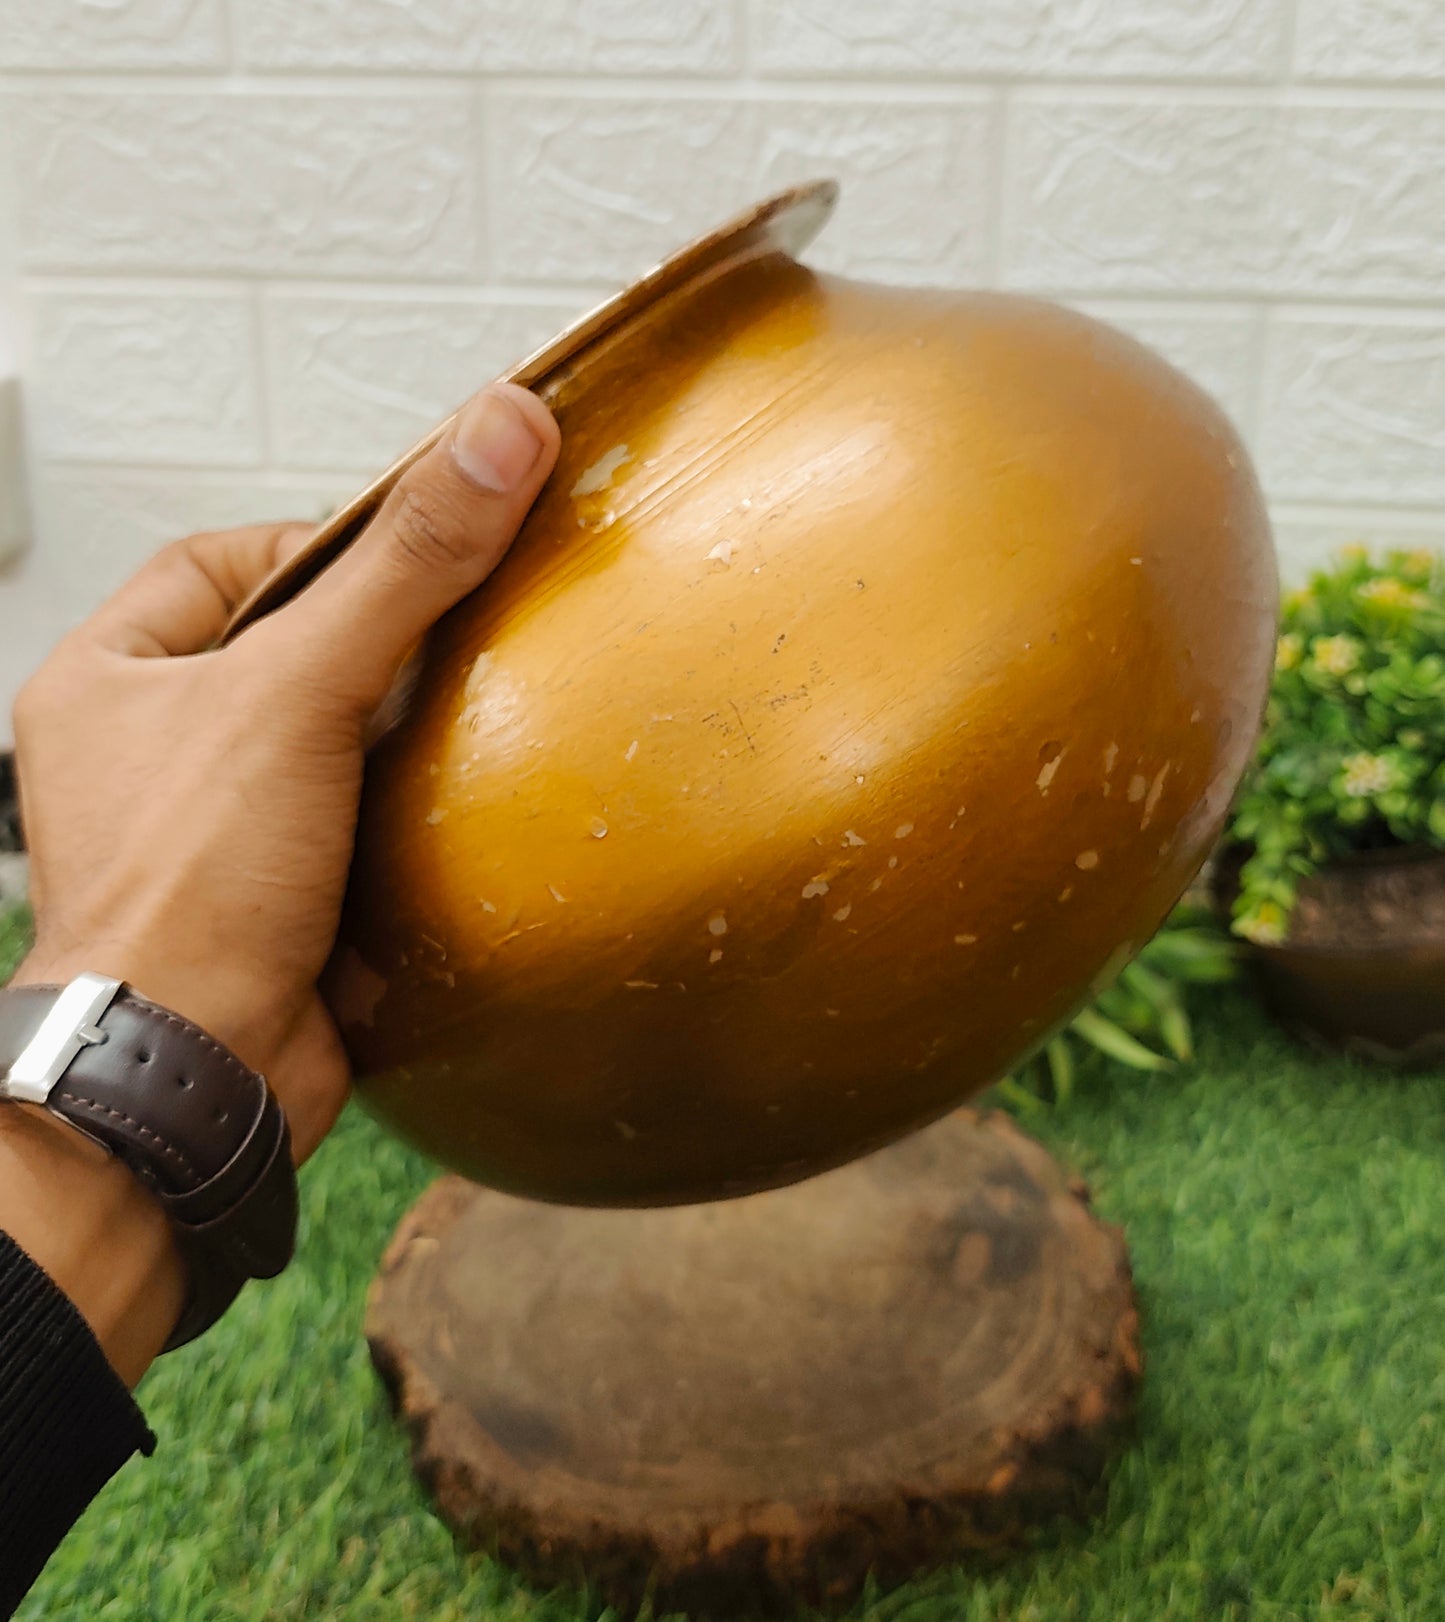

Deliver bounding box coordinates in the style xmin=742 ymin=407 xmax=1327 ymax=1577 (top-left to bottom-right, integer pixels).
xmin=273 ymin=382 xmax=559 ymax=712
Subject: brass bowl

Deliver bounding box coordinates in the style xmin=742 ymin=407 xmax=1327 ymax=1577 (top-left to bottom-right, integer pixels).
xmin=241 ymin=184 xmax=1278 ymax=1205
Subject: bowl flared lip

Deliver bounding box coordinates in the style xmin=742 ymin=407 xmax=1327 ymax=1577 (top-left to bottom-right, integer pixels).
xmin=221 ymin=180 xmax=839 ymax=644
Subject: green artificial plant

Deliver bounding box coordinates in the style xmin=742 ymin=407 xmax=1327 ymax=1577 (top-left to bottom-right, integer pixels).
xmin=1227 ymin=546 xmax=1445 ymax=945
xmin=998 ymin=903 xmax=1239 ymax=1108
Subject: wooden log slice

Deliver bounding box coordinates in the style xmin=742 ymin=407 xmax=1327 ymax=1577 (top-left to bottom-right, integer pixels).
xmin=366 ymin=1110 xmax=1141 ymax=1615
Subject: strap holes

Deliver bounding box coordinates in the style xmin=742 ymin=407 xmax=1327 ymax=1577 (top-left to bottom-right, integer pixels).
xmin=215 ymin=1109 xmax=228 ymax=1124
xmin=137 ymin=1049 xmax=151 ymax=1064
xmin=177 ymin=1075 xmax=193 ymax=1090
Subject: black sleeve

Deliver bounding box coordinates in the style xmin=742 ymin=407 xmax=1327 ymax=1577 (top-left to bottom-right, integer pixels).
xmin=0 ymin=1232 xmax=155 ymax=1619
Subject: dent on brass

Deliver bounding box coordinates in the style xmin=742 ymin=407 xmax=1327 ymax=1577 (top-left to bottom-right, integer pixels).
xmin=323 ymin=204 xmax=1277 ymax=1207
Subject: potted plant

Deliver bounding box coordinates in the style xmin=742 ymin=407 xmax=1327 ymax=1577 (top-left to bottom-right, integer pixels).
xmin=1218 ymin=546 xmax=1445 ymax=1065
xmin=997 ymin=904 xmax=1240 ymax=1108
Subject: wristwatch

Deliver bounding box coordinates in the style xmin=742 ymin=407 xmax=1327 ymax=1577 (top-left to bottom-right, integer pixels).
xmin=0 ymin=973 xmax=298 ymax=1350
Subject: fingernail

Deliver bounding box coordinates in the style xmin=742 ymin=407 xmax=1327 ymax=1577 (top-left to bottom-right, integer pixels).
xmin=450 ymin=388 xmax=543 ymax=494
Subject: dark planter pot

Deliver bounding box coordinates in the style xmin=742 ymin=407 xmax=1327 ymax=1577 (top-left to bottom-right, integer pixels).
xmin=1214 ymin=845 xmax=1445 ymax=1069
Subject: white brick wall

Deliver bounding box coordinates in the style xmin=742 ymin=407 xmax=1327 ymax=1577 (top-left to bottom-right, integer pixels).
xmin=2 ymin=0 xmax=1443 ymax=738
xmin=235 ymin=0 xmax=740 ymax=75
xmin=752 ymin=0 xmax=1293 ymax=80
xmin=9 ymin=91 xmax=484 ymax=277
xmin=27 ymin=288 xmax=263 ymax=466
xmin=487 ymin=91 xmax=999 ymax=284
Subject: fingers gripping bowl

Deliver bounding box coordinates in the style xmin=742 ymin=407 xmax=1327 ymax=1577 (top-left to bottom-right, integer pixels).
xmin=245 ymin=185 xmax=1277 ymax=1205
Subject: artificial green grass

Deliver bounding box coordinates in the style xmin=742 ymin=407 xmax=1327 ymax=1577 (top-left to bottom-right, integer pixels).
xmin=0 ymin=904 xmax=29 ymax=983
xmin=6 ymin=902 xmax=1445 ymax=1619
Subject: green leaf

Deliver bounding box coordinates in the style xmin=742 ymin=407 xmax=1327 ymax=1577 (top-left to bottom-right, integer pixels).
xmin=1094 ymin=980 xmax=1154 ymax=1031
xmin=1046 ymin=1035 xmax=1075 ymax=1104
xmin=1070 ymin=1007 xmax=1173 ymax=1071
xmin=1157 ymin=999 xmax=1194 ymax=1063
xmin=1120 ymin=958 xmax=1181 ymax=1013
xmin=1142 ymin=930 xmax=1241 ymax=984
xmin=992 ymin=1076 xmax=1046 ymax=1115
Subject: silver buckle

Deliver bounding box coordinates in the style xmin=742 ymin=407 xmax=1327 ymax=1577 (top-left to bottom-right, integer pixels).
xmin=1 ymin=972 xmax=122 ymax=1105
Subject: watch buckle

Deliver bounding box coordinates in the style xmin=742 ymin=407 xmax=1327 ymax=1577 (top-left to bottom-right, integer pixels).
xmin=1 ymin=973 xmax=122 ymax=1105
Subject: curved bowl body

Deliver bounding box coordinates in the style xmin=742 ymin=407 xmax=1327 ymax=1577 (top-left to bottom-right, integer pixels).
xmin=328 ymin=247 xmax=1277 ymax=1204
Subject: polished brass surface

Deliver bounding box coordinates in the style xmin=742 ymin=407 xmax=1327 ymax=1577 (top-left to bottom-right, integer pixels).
xmin=318 ymin=203 xmax=1276 ymax=1206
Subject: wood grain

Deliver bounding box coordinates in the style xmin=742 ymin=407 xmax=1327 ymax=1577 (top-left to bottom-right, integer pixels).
xmin=367 ymin=1110 xmax=1141 ymax=1614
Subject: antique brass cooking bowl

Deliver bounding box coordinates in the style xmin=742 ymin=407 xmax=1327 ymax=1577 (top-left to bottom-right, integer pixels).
xmin=232 ymin=183 xmax=1277 ymax=1205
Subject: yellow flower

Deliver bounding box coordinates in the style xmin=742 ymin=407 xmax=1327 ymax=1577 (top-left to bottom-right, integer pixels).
xmin=1396 ymin=548 xmax=1438 ymax=583
xmin=1338 ymin=542 xmax=1369 ymax=562
xmin=1282 ymin=587 xmax=1314 ymax=615
xmin=1275 ymin=632 xmax=1304 ymax=671
xmin=1340 ymin=753 xmax=1396 ymax=798
xmin=1357 ymin=576 xmax=1422 ymax=610
xmin=1310 ymin=634 xmax=1360 ymax=676
xmin=1237 ymin=902 xmax=1287 ymax=946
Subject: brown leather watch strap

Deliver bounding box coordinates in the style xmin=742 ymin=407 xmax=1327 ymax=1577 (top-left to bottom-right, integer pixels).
xmin=0 ymin=982 xmax=297 ymax=1350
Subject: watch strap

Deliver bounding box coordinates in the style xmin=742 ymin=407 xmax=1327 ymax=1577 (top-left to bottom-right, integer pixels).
xmin=0 ymin=982 xmax=297 ymax=1350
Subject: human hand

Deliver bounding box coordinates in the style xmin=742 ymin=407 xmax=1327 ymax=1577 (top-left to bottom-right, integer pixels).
xmin=11 ymin=383 xmax=559 ymax=1163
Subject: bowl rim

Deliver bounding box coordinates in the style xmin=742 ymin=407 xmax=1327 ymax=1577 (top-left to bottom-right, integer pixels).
xmin=219 ymin=180 xmax=839 ymax=645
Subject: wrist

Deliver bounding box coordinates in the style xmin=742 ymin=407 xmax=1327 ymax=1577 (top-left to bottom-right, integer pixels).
xmin=14 ymin=942 xmax=285 ymax=1083
xmin=1 ymin=968 xmax=302 ymax=1359
xmin=0 ymin=1100 xmax=186 ymax=1386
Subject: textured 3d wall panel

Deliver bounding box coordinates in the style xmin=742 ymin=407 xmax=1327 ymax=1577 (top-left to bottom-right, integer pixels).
xmin=1 ymin=0 xmax=1442 ymax=726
